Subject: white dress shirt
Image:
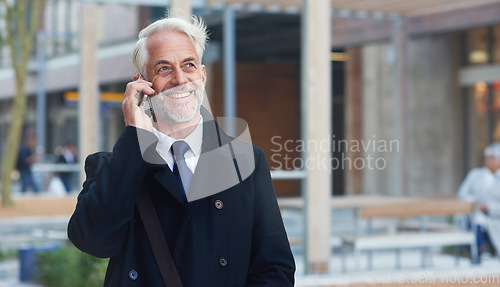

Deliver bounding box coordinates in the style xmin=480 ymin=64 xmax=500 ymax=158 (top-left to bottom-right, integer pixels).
xmin=152 ymin=116 xmax=203 ymax=174
xmin=62 ymin=149 xmax=75 ymax=163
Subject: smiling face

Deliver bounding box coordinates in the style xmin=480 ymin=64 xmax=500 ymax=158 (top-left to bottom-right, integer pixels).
xmin=145 ymin=30 xmax=207 ymax=125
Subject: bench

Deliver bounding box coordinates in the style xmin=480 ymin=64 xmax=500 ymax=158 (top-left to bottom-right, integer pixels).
xmin=341 ymin=199 xmax=478 ymax=272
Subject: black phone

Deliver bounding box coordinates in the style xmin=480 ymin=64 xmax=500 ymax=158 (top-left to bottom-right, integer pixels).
xmin=136 ymin=92 xmax=157 ymax=123
xmin=136 ymin=92 xmax=146 ymax=106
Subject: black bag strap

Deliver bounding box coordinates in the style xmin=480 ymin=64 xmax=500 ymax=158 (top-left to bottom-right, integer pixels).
xmin=136 ymin=188 xmax=183 ymax=287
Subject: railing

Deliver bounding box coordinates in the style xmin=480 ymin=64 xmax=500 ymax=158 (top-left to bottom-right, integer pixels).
xmin=32 ymin=163 xmax=80 ymax=173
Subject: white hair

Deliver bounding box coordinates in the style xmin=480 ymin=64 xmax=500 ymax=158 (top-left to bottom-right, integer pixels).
xmin=484 ymin=142 xmax=500 ymax=161
xmin=132 ymin=10 xmax=208 ymax=78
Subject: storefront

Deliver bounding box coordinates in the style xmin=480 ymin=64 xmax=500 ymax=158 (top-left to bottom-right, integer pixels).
xmin=461 ymin=25 xmax=500 ymax=171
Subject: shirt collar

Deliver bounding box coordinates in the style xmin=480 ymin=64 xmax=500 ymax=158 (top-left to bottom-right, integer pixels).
xmin=183 ymin=115 xmax=203 ymax=157
xmin=152 ymin=115 xmax=204 ymax=158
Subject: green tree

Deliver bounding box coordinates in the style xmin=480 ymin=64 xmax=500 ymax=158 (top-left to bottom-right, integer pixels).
xmin=0 ymin=0 xmax=44 ymax=206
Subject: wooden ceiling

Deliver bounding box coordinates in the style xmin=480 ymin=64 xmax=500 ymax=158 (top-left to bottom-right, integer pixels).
xmin=206 ymin=0 xmax=500 ymax=18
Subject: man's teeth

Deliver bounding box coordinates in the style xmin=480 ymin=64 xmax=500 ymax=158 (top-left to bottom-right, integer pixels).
xmin=170 ymin=91 xmax=190 ymax=99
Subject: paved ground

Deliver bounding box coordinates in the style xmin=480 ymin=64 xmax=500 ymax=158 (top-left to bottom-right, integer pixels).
xmin=294 ymin=250 xmax=500 ymax=286
xmin=0 ymin=194 xmax=76 ymax=219
xmin=1 ymin=194 xmax=499 ymax=287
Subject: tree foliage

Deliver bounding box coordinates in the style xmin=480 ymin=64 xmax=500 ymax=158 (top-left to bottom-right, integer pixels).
xmin=0 ymin=0 xmax=44 ymax=206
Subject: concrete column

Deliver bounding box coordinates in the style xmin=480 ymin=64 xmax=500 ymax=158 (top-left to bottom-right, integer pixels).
xmin=345 ymin=47 xmax=363 ymax=195
xmin=362 ymin=35 xmax=460 ymax=197
xmin=406 ymin=34 xmax=460 ymax=197
xmin=79 ymin=3 xmax=99 ymax=181
xmin=362 ymin=43 xmax=394 ymax=196
xmin=391 ymin=16 xmax=407 ymax=196
xmin=36 ymin=31 xmax=47 ymax=155
xmin=302 ymin=0 xmax=332 ymax=273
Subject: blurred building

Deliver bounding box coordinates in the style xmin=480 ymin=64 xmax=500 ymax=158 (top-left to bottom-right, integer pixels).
xmin=0 ymin=1 xmax=499 ymax=197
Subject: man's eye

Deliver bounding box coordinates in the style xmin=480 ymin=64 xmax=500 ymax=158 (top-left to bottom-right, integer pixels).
xmin=158 ymin=66 xmax=171 ymax=74
xmin=183 ymin=63 xmax=196 ymax=71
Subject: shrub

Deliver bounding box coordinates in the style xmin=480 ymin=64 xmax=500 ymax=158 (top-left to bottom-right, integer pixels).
xmin=0 ymin=245 xmax=17 ymax=261
xmin=36 ymin=245 xmax=108 ymax=287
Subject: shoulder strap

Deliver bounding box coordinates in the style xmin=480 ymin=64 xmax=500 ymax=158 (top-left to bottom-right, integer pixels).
xmin=136 ymin=188 xmax=183 ymax=287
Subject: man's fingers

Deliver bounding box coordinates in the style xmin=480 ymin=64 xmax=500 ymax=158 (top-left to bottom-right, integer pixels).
xmin=125 ymin=82 xmax=155 ymax=100
xmin=131 ymin=75 xmax=153 ymax=86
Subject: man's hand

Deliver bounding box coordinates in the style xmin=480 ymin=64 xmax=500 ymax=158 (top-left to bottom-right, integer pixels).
xmin=122 ymin=75 xmax=156 ymax=132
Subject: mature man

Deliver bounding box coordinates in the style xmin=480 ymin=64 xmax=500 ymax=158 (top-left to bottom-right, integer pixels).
xmin=68 ymin=12 xmax=295 ymax=287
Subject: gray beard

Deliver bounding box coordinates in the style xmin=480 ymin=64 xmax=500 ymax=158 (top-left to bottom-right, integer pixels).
xmin=150 ymin=83 xmax=203 ymax=125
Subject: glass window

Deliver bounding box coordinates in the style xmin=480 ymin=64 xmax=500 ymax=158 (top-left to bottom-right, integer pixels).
xmin=462 ymin=26 xmax=500 ymax=172
xmin=493 ymin=25 xmax=500 ymax=64
xmin=465 ymin=27 xmax=489 ymax=65
xmin=466 ymin=81 xmax=500 ymax=168
xmin=493 ymin=81 xmax=500 ymax=141
xmin=466 ymin=82 xmax=489 ymax=167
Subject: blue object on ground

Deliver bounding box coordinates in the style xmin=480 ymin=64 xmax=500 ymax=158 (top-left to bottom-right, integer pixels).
xmin=18 ymin=244 xmax=59 ymax=282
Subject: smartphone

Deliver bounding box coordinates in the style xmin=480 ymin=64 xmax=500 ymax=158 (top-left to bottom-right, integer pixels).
xmin=136 ymin=91 xmax=157 ymax=123
xmin=135 ymin=74 xmax=156 ymax=122
xmin=136 ymin=92 xmax=146 ymax=106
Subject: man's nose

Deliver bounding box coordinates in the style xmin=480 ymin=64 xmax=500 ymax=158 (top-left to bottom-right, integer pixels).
xmin=171 ymin=68 xmax=188 ymax=86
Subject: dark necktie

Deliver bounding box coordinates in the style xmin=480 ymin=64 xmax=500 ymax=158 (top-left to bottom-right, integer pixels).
xmin=171 ymin=141 xmax=193 ymax=199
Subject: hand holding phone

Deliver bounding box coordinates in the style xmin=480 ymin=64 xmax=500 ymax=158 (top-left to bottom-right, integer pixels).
xmin=136 ymin=91 xmax=157 ymax=123
xmin=123 ymin=76 xmax=155 ymax=130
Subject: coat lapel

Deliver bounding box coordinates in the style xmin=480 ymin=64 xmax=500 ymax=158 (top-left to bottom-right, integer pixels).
xmin=153 ymin=167 xmax=186 ymax=205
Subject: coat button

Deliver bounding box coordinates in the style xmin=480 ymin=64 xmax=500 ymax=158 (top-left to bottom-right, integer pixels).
xmin=219 ymin=257 xmax=228 ymax=267
xmin=129 ymin=270 xmax=138 ymax=280
xmin=214 ymin=200 xmax=223 ymax=210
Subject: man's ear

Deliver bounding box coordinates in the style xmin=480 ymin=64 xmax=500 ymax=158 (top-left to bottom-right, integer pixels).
xmin=132 ymin=74 xmax=141 ymax=81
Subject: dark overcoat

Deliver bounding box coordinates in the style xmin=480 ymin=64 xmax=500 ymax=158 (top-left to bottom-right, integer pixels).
xmin=67 ymin=113 xmax=295 ymax=286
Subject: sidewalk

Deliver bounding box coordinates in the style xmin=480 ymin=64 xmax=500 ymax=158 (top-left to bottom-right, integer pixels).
xmin=286 ymin=208 xmax=500 ymax=286
xmin=294 ymin=249 xmax=500 ymax=286
xmin=2 ymin=243 xmax=499 ymax=287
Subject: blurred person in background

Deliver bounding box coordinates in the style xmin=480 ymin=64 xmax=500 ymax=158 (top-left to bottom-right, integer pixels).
xmin=56 ymin=141 xmax=78 ymax=193
xmin=458 ymin=142 xmax=500 ymax=259
xmin=16 ymin=130 xmax=40 ymax=193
